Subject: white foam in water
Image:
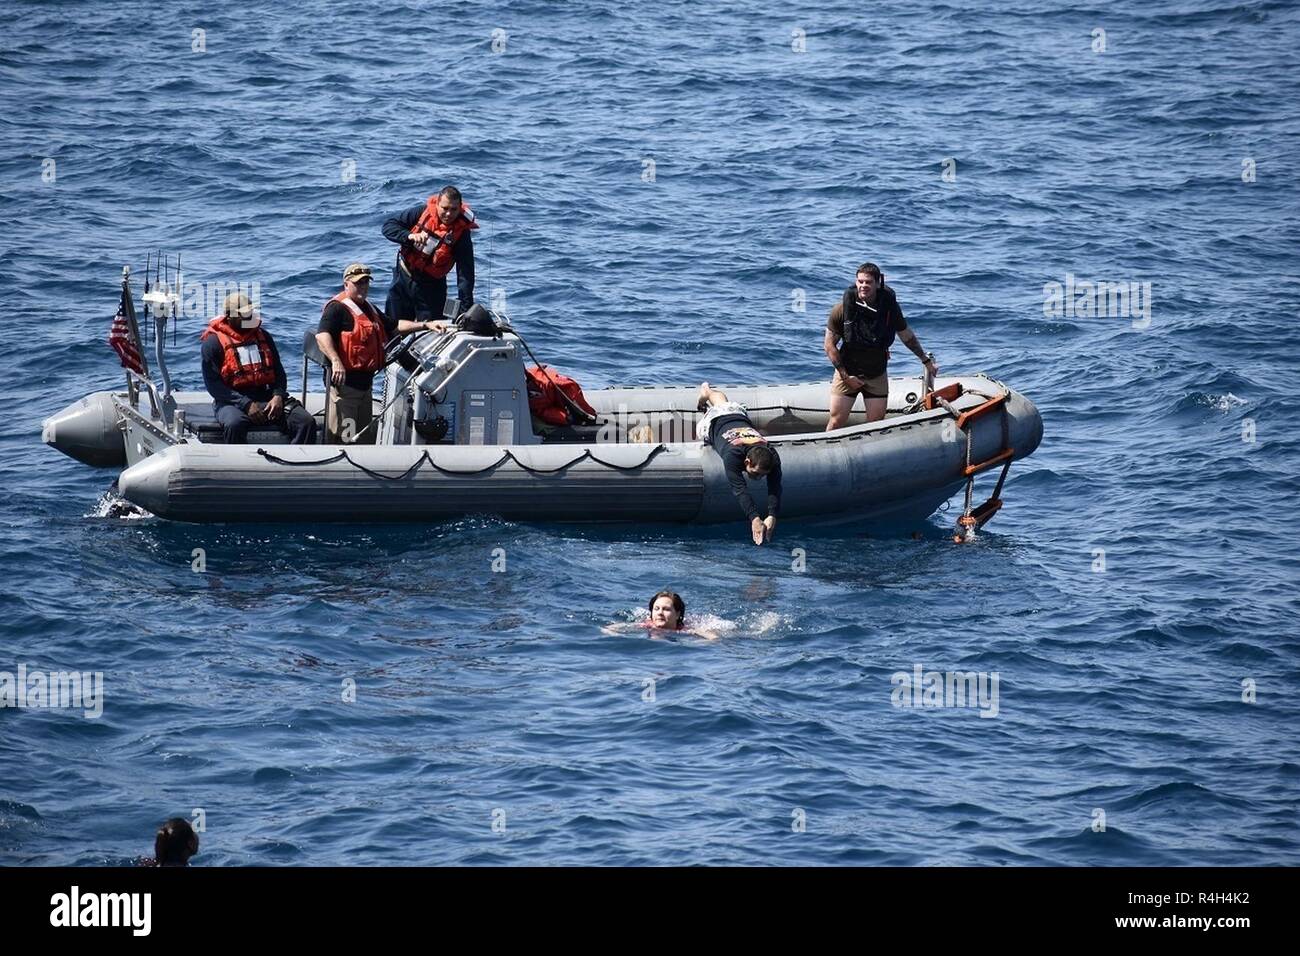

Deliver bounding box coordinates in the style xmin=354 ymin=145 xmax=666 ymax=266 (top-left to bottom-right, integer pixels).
xmin=746 ymin=610 xmax=784 ymax=636
xmin=1212 ymin=392 xmax=1247 ymax=412
xmin=627 ymin=609 xmax=787 ymax=640
xmin=85 ymin=489 xmax=151 ymax=521
xmin=688 ymin=612 xmax=735 ymax=635
xmin=623 ymin=607 xmax=731 ymax=639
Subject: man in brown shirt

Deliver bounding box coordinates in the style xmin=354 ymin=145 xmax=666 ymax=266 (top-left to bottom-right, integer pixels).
xmin=823 ymin=262 xmax=938 ymax=428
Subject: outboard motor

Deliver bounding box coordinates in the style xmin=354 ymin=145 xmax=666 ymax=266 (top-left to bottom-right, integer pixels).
xmin=377 ymin=306 xmax=538 ymax=447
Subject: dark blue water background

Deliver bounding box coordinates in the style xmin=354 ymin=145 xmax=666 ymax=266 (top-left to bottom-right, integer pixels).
xmin=2 ymin=0 xmax=1298 ymax=864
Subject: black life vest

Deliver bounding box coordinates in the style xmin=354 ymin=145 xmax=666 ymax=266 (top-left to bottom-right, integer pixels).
xmin=840 ymin=285 xmax=898 ymax=351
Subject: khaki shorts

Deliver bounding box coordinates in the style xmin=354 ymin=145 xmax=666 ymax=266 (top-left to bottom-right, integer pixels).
xmin=326 ymin=383 xmax=375 ymax=444
xmin=831 ymin=369 xmax=889 ymax=400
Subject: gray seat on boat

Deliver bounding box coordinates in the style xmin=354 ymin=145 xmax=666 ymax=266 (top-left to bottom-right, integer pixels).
xmin=179 ymin=402 xmax=298 ymax=445
xmin=302 ymin=328 xmax=327 ymax=368
xmin=168 ymin=329 xmax=334 ymax=445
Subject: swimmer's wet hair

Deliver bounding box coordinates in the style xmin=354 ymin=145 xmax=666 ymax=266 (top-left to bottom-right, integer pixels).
xmin=155 ymin=817 xmax=199 ymax=866
xmin=648 ymin=590 xmax=685 ymax=629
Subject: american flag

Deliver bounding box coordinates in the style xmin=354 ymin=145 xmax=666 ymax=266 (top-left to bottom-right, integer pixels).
xmin=107 ymin=288 xmax=145 ymax=375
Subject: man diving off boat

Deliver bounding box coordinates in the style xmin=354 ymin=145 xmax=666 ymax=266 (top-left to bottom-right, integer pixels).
xmin=824 ymin=262 xmax=938 ymax=428
xmin=200 ymin=292 xmax=317 ymax=444
xmin=382 ymin=185 xmax=477 ymax=323
xmin=696 ymin=383 xmax=783 ymax=546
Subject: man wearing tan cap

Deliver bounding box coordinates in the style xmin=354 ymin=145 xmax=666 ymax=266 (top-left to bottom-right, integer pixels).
xmin=314 ymin=262 xmax=446 ymax=444
xmin=200 ymin=291 xmax=317 ymax=444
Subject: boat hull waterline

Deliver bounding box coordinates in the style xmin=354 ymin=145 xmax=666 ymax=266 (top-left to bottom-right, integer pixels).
xmin=43 ymin=376 xmax=1043 ymax=525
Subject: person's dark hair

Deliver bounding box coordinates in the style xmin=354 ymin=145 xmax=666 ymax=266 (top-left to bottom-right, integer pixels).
xmin=856 ymin=261 xmax=882 ymax=282
xmin=746 ymin=444 xmax=776 ymax=473
xmin=439 ymin=185 xmax=463 ymax=205
xmin=155 ymin=817 xmax=199 ymax=867
xmin=648 ymin=590 xmax=686 ymax=629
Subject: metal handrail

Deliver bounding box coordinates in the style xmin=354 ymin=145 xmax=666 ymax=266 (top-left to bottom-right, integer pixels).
xmin=126 ymin=369 xmax=161 ymax=418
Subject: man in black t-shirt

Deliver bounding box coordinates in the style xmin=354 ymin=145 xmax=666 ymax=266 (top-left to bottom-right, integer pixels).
xmin=696 ymin=382 xmax=783 ymax=546
xmin=314 ymin=262 xmax=446 ymax=443
xmin=823 ymin=262 xmax=938 ymax=429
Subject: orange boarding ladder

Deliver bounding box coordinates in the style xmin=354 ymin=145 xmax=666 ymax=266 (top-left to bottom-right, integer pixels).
xmin=922 ymin=380 xmax=1015 ymax=543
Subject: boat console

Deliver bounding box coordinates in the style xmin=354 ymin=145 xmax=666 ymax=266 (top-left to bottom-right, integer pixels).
xmin=375 ymin=307 xmax=540 ymax=447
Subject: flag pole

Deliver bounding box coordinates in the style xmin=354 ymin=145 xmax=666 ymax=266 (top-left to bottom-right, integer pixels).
xmin=121 ymin=264 xmax=149 ymax=379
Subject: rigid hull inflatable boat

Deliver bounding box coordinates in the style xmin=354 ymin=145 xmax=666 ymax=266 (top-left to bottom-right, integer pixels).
xmin=43 ymin=269 xmax=1044 ymax=534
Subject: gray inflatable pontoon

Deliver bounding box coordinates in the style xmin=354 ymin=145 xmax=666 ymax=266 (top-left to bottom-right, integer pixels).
xmin=44 ymin=272 xmax=1043 ymax=534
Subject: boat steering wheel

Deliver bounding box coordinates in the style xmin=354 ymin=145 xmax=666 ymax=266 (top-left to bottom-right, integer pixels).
xmin=383 ymin=328 xmax=432 ymax=368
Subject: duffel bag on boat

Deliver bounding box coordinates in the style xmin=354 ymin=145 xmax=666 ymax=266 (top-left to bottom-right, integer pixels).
xmin=525 ymin=365 xmax=598 ymax=426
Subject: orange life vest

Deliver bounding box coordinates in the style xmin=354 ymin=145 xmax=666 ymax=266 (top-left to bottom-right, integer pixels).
xmin=325 ymin=292 xmax=387 ymax=372
xmin=399 ymin=197 xmax=478 ymax=281
xmin=525 ymin=365 xmax=597 ymax=426
xmin=200 ymin=316 xmax=277 ymax=391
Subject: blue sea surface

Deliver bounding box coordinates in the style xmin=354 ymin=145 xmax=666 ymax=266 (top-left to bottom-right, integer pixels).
xmin=2 ymin=0 xmax=1299 ymax=865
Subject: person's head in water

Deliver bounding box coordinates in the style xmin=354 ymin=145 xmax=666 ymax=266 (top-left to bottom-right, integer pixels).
xmin=648 ymin=591 xmax=685 ymax=630
xmin=744 ymin=444 xmax=776 ymax=479
xmin=155 ymin=817 xmax=199 ymax=867
xmin=855 ymin=262 xmax=883 ymax=302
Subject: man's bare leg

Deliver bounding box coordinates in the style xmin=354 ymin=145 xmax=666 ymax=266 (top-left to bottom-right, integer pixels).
xmin=698 ymin=382 xmax=729 ymax=410
xmin=827 ymin=392 xmax=856 ymax=430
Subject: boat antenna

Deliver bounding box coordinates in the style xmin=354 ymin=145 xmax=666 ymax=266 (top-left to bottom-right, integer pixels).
xmin=173 ymin=253 xmax=180 ymax=346
xmin=155 ymin=250 xmax=162 ymax=343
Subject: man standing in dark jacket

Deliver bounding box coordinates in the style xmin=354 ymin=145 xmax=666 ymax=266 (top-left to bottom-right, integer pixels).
xmin=823 ymin=262 xmax=938 ymax=428
xmin=200 ymin=292 xmax=316 ymax=444
xmin=382 ymin=185 xmax=477 ymax=323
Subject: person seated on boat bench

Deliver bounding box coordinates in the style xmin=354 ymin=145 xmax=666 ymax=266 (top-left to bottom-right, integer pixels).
xmin=200 ymin=292 xmax=316 ymax=445
xmin=824 ymin=262 xmax=938 ymax=429
xmin=696 ymin=383 xmax=783 ymax=546
xmin=314 ymin=262 xmax=445 ymax=444
xmin=382 ymin=184 xmax=477 ymax=323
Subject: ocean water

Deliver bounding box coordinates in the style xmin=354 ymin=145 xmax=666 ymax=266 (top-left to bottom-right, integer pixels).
xmin=2 ymin=0 xmax=1299 ymax=865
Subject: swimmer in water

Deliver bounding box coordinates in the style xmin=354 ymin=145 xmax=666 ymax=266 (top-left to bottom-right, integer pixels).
xmin=603 ymin=590 xmax=720 ymax=640
xmin=139 ymin=817 xmax=200 ymax=867
xmin=646 ymin=590 xmax=686 ymax=631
